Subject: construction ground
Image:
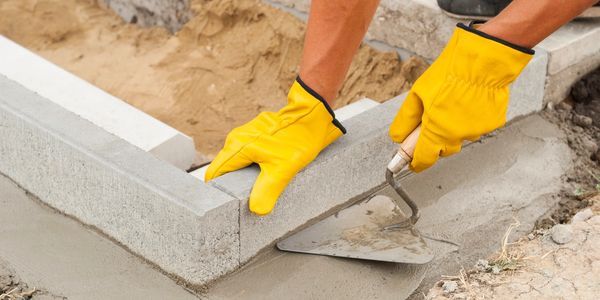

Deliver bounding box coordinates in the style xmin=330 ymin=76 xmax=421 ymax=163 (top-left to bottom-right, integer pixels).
xmin=0 ymin=0 xmax=599 ymax=299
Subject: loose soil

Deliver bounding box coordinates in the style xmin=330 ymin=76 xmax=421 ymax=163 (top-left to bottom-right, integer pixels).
xmin=0 ymin=0 xmax=427 ymax=157
xmin=535 ymin=79 xmax=600 ymax=229
xmin=426 ymin=196 xmax=600 ymax=300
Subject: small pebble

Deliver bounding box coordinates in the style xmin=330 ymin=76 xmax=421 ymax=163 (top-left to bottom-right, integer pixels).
xmin=491 ymin=266 xmax=501 ymax=274
xmin=573 ymin=114 xmax=593 ymax=128
xmin=571 ymin=208 xmax=594 ymax=223
xmin=442 ymin=280 xmax=458 ymax=293
xmin=550 ymin=224 xmax=573 ymax=244
xmin=573 ymin=126 xmax=584 ymax=133
xmin=528 ymin=233 xmax=535 ymax=240
xmin=557 ymin=101 xmax=573 ymax=111
xmin=475 ymin=259 xmax=490 ymax=272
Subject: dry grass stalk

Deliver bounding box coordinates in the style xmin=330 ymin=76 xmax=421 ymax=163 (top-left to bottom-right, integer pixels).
xmin=0 ymin=287 xmax=36 ymax=300
xmin=489 ymin=218 xmax=525 ymax=273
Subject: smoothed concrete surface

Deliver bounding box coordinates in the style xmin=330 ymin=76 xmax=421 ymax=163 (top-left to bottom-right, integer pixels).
xmin=0 ymin=174 xmax=199 ymax=300
xmin=207 ymin=114 xmax=572 ymax=299
xmin=208 ymin=248 xmax=426 ymax=300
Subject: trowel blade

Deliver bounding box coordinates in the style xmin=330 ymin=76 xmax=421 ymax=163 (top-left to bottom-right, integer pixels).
xmin=277 ymin=195 xmax=434 ymax=264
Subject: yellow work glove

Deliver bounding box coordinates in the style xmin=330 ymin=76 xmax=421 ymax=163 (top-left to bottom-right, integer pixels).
xmin=205 ymin=78 xmax=346 ymax=215
xmin=390 ymin=22 xmax=534 ymax=172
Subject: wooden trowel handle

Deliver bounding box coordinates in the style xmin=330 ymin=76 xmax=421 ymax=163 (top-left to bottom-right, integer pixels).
xmin=387 ymin=125 xmax=421 ymax=174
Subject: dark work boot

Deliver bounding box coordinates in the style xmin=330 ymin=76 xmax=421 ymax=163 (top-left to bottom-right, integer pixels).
xmin=438 ymin=0 xmax=600 ymax=20
xmin=437 ymin=0 xmax=511 ymax=20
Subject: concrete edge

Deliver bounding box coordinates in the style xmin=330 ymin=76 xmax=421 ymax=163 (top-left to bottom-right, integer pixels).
xmin=0 ymin=75 xmax=239 ymax=285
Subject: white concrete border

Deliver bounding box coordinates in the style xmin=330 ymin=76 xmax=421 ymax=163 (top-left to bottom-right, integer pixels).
xmin=0 ymin=35 xmax=196 ymax=170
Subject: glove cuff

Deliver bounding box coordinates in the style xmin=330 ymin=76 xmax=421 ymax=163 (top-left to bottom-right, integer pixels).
xmin=295 ymin=76 xmax=347 ymax=134
xmin=458 ymin=22 xmax=535 ymax=55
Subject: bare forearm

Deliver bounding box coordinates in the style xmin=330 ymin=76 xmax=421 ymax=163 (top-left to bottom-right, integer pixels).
xmin=299 ymin=0 xmax=380 ymax=105
xmin=479 ymin=0 xmax=598 ymax=48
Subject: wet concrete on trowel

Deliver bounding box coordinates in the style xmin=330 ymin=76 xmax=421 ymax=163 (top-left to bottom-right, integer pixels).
xmin=207 ymin=115 xmax=573 ymax=300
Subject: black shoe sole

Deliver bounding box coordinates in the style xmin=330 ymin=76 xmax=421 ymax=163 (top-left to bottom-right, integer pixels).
xmin=441 ymin=6 xmax=600 ymax=21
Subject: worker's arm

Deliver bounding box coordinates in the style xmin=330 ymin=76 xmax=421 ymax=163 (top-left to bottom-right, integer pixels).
xmin=390 ymin=0 xmax=598 ymax=172
xmin=205 ymin=0 xmax=379 ymax=215
xmin=479 ymin=0 xmax=599 ymax=47
xmin=299 ymin=0 xmax=381 ymax=104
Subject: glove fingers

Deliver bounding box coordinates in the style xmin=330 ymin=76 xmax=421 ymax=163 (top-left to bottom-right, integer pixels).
xmin=440 ymin=142 xmax=462 ymax=157
xmin=410 ymin=130 xmax=442 ymax=172
xmin=248 ymin=164 xmax=295 ymax=216
xmin=390 ymin=91 xmax=424 ymax=143
xmin=204 ymin=146 xmax=253 ymax=182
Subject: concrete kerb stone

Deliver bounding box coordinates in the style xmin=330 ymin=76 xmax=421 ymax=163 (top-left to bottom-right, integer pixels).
xmin=507 ymin=47 xmax=548 ymax=121
xmin=0 ymin=75 xmax=239 ymax=286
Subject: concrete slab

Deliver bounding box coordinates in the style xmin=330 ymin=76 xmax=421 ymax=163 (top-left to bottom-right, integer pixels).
xmin=206 ymin=114 xmax=572 ymax=299
xmin=334 ymin=98 xmax=380 ymax=122
xmin=0 ymin=75 xmax=239 ymax=285
xmin=0 ymin=35 xmax=196 ymax=170
xmin=0 ymin=173 xmax=199 ymax=299
xmin=507 ymin=48 xmax=548 ymax=120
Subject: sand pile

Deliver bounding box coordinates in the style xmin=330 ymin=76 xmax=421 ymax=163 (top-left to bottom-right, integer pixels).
xmin=0 ymin=0 xmax=426 ymax=157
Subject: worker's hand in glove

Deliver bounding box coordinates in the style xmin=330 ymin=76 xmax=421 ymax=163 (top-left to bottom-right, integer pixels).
xmin=389 ymin=22 xmax=534 ymax=172
xmin=204 ymin=78 xmax=346 ymax=216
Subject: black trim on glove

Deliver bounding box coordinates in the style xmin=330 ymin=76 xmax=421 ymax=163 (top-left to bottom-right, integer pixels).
xmin=458 ymin=22 xmax=535 ymax=55
xmin=296 ymin=76 xmax=347 ymax=134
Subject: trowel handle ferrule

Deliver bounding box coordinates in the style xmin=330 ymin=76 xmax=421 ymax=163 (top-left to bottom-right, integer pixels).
xmin=387 ymin=125 xmax=421 ymax=174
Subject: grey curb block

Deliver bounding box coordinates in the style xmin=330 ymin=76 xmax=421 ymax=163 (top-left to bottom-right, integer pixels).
xmin=0 ymin=75 xmax=240 ymax=285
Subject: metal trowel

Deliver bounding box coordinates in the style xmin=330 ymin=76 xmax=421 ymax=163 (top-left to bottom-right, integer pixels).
xmin=277 ymin=126 xmax=434 ymax=264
